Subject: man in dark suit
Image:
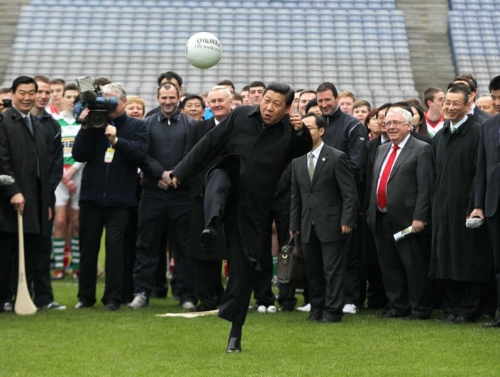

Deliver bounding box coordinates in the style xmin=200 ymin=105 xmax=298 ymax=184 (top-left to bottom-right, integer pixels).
xmin=430 ymin=83 xmax=493 ymax=323
xmin=362 ymin=104 xmax=391 ymax=310
xmin=471 ymin=76 xmax=500 ymax=328
xmin=454 ymin=74 xmax=493 ymax=124
xmin=290 ymin=113 xmax=358 ymax=323
xmin=0 ymin=76 xmax=52 ymax=312
xmin=316 ymin=82 xmax=367 ymax=314
xmin=367 ymin=107 xmax=434 ymax=319
xmin=171 ymin=82 xmax=312 ymax=352
xmin=187 ymin=85 xmax=232 ymax=311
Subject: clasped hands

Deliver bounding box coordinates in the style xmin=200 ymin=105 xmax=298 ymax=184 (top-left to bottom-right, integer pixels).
xmin=158 ymin=170 xmax=173 ymax=190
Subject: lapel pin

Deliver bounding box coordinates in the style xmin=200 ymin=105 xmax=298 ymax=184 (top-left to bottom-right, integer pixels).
xmin=322 ymin=158 xmax=326 ymax=161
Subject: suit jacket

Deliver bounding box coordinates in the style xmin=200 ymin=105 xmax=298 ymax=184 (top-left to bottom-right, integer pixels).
xmin=475 ymin=114 xmax=500 ymax=217
xmin=367 ymin=135 xmax=434 ymax=235
xmin=290 ymin=144 xmax=358 ymax=244
xmin=0 ymin=108 xmax=50 ymax=235
xmin=472 ymin=106 xmax=493 ymax=124
xmin=188 ymin=117 xmax=217 ymax=197
xmin=364 ymin=135 xmax=384 ymax=212
xmin=186 ymin=116 xmax=228 ymax=260
xmin=172 ymin=105 xmax=312 ymax=269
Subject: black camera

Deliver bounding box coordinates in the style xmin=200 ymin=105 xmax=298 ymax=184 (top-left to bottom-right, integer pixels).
xmin=73 ymin=76 xmax=118 ymax=129
xmin=2 ymin=99 xmax=12 ymax=108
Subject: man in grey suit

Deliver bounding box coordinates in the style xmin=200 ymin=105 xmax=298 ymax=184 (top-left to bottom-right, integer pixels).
xmin=290 ymin=113 xmax=358 ymax=323
xmin=367 ymin=107 xmax=434 ymax=319
xmin=471 ymin=76 xmax=500 ymax=328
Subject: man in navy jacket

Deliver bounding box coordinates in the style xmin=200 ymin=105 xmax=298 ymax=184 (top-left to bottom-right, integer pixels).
xmin=72 ymin=83 xmax=147 ymax=311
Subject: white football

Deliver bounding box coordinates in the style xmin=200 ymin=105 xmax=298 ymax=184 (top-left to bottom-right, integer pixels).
xmin=185 ymin=32 xmax=222 ymax=69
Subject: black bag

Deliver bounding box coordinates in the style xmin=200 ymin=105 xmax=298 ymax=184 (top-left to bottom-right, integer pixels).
xmin=277 ymin=234 xmax=307 ymax=288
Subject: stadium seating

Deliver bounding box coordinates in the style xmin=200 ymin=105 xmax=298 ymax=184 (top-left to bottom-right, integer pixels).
xmin=448 ymin=1 xmax=500 ymax=95
xmin=3 ymin=0 xmax=418 ymax=108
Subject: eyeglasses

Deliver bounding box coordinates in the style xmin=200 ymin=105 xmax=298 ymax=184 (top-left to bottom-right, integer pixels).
xmin=384 ymin=120 xmax=407 ymax=127
xmin=306 ymin=126 xmax=319 ymax=130
xmin=443 ymin=101 xmax=466 ymax=107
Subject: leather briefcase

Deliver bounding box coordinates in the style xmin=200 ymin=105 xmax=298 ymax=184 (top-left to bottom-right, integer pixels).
xmin=277 ymin=234 xmax=307 ymax=288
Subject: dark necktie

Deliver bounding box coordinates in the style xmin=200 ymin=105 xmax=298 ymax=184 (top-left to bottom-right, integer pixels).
xmin=24 ymin=115 xmax=34 ymax=136
xmin=308 ymin=152 xmax=315 ymax=181
xmin=377 ymin=145 xmax=399 ymax=210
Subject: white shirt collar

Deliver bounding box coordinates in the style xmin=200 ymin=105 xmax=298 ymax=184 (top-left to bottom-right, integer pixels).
xmin=392 ymin=133 xmax=411 ymax=149
xmin=450 ymin=114 xmax=468 ymax=129
xmin=310 ymin=141 xmax=324 ymax=159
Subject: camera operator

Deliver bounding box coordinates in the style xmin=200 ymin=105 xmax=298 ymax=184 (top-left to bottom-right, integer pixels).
xmin=72 ymin=83 xmax=148 ymax=311
xmin=0 ymin=87 xmax=12 ymax=113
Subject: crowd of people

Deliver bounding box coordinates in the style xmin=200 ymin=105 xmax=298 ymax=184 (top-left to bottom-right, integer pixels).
xmin=1 ymin=70 xmax=500 ymax=353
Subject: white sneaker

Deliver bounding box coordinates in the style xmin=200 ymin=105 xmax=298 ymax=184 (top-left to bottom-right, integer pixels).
xmin=296 ymin=303 xmax=311 ymax=312
xmin=257 ymin=305 xmax=267 ymax=313
xmin=267 ymin=305 xmax=277 ymax=314
xmin=3 ymin=302 xmax=13 ymax=312
xmin=181 ymin=301 xmax=196 ymax=311
xmin=46 ymin=302 xmax=67 ymax=310
xmin=343 ymin=304 xmax=358 ymax=314
xmin=128 ymin=294 xmax=148 ymax=309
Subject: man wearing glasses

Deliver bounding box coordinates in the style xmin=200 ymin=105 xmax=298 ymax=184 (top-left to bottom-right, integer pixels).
xmin=367 ymin=107 xmax=434 ymax=320
xmin=290 ymin=113 xmax=358 ymax=323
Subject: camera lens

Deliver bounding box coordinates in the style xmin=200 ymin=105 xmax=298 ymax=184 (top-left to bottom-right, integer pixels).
xmin=88 ymin=110 xmax=108 ymax=129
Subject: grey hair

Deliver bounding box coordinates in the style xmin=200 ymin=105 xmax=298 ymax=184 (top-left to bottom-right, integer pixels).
xmin=208 ymin=85 xmax=232 ymax=100
xmin=102 ymin=83 xmax=127 ymax=99
xmin=386 ymin=107 xmax=412 ymax=124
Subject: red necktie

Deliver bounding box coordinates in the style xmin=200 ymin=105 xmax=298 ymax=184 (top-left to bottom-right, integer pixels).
xmin=377 ymin=145 xmax=399 ymax=210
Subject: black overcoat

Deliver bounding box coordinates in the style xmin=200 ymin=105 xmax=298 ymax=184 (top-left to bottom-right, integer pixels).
xmin=0 ymin=108 xmax=50 ymax=235
xmin=172 ymin=105 xmax=312 ymax=270
xmin=429 ymin=116 xmax=491 ymax=281
xmin=186 ymin=117 xmax=228 ymax=261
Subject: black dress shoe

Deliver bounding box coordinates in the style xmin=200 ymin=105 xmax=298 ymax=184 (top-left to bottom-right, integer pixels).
xmin=306 ymin=315 xmax=321 ymax=322
xmin=403 ymin=313 xmax=431 ymax=320
xmin=435 ymin=314 xmax=457 ymax=323
xmin=196 ymin=304 xmax=216 ymax=312
xmin=476 ymin=313 xmax=495 ymax=321
xmin=452 ymin=315 xmax=476 ymax=324
xmin=378 ymin=309 xmax=406 ymax=319
xmin=226 ymin=337 xmax=241 ymax=353
xmin=105 ymin=302 xmax=120 ymax=311
xmin=483 ymin=318 xmax=500 ymax=328
xmin=320 ymin=317 xmax=342 ymax=323
xmin=199 ymin=228 xmax=216 ymax=253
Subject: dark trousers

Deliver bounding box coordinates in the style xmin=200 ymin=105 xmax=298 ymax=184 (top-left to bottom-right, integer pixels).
xmin=0 ymin=231 xmax=47 ymax=307
xmin=264 ymin=206 xmax=298 ymax=310
xmin=33 ymin=230 xmax=55 ymax=307
xmin=343 ymin=214 xmax=363 ymax=307
xmin=361 ymin=219 xmax=388 ymax=309
xmin=303 ymin=225 xmax=347 ymax=320
xmin=487 ymin=213 xmax=500 ymax=311
xmin=133 ymin=189 xmax=194 ymax=303
xmin=252 ymin=210 xmax=283 ymax=307
xmin=443 ymin=279 xmax=482 ymax=318
xmin=192 ymin=258 xmax=223 ymax=308
xmin=375 ymin=212 xmax=432 ymax=315
xmin=78 ymin=203 xmax=130 ymax=306
xmin=122 ymin=206 xmax=138 ymax=304
xmin=203 ymin=169 xmax=254 ymax=325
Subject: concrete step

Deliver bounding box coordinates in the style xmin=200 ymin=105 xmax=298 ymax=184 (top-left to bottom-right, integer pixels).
xmin=0 ymin=0 xmax=30 ymax=85
xmin=396 ymin=0 xmax=455 ymax=97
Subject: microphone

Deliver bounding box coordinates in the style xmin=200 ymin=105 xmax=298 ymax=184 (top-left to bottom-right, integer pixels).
xmin=80 ymin=90 xmax=97 ymax=105
xmin=466 ymin=217 xmax=483 ymax=229
xmin=0 ymin=175 xmax=15 ymax=186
